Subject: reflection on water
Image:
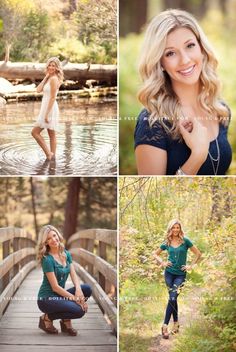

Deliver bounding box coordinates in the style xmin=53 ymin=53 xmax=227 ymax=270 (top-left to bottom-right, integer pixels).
xmin=0 ymin=98 xmax=117 ymax=175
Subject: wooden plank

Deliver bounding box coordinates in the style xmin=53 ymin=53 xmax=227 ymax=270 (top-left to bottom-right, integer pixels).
xmin=0 ymin=261 xmax=36 ymax=317
xmin=0 ymin=248 xmax=36 ymax=279
xmin=73 ymin=263 xmax=117 ymax=332
xmin=67 ymin=229 xmax=117 ymax=247
xmin=71 ymin=249 xmax=117 ymax=287
xmin=0 ymin=228 xmax=36 ymax=244
xmin=0 ymin=329 xmax=116 ymax=345
xmin=0 ymin=346 xmax=117 ymax=352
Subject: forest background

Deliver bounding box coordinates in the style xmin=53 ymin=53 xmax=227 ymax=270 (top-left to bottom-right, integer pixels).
xmin=0 ymin=0 xmax=117 ymax=64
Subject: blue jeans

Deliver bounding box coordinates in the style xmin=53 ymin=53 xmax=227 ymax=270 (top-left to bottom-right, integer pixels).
xmin=37 ymin=285 xmax=92 ymax=321
xmin=164 ymin=270 xmax=186 ymax=325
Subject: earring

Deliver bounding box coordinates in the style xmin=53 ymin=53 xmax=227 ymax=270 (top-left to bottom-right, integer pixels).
xmin=161 ymin=66 xmax=165 ymax=72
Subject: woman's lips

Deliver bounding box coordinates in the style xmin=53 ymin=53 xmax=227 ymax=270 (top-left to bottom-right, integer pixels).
xmin=178 ymin=65 xmax=196 ymax=76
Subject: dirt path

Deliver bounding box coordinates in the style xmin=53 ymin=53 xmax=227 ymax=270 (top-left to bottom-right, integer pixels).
xmin=148 ymin=287 xmax=205 ymax=352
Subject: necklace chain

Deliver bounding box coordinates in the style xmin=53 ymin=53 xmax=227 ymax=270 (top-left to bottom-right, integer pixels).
xmin=208 ymin=138 xmax=220 ymax=175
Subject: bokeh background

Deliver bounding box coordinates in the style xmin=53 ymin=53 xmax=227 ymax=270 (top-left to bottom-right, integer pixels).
xmin=119 ymin=0 xmax=236 ymax=174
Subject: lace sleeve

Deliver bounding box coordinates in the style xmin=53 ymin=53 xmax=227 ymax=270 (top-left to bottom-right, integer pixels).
xmin=134 ymin=109 xmax=169 ymax=151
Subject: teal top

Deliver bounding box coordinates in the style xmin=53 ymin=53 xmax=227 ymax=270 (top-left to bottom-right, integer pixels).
xmin=160 ymin=237 xmax=193 ymax=275
xmin=38 ymin=250 xmax=73 ymax=299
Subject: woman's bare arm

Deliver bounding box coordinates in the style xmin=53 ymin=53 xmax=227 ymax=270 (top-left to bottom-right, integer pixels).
xmin=153 ymin=247 xmax=172 ymax=268
xmin=181 ymin=245 xmax=202 ymax=271
xmin=135 ymin=145 xmax=167 ymax=175
xmin=44 ymin=77 xmax=58 ymax=122
xmin=45 ymin=271 xmax=75 ymax=299
xmin=36 ymin=74 xmax=50 ymax=93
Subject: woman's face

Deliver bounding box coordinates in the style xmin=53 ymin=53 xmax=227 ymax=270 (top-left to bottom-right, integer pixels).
xmin=161 ymin=27 xmax=203 ymax=89
xmin=46 ymin=230 xmax=60 ymax=249
xmin=47 ymin=61 xmax=57 ymax=75
xmin=171 ymin=223 xmax=181 ymax=237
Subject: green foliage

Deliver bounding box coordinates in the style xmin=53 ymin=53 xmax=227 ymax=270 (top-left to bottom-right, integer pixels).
xmin=11 ymin=9 xmax=53 ymax=61
xmin=120 ymin=279 xmax=166 ymax=352
xmin=0 ymin=0 xmax=116 ymax=63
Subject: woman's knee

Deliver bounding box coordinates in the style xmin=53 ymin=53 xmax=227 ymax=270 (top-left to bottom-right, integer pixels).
xmin=31 ymin=128 xmax=39 ymax=138
xmin=81 ymin=284 xmax=92 ymax=299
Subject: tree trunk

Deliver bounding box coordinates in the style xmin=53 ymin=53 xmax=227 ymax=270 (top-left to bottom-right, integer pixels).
xmin=63 ymin=178 xmax=81 ymax=242
xmin=0 ymin=61 xmax=117 ymax=84
xmin=4 ymin=42 xmax=11 ymax=63
xmin=30 ymin=177 xmax=39 ymax=239
xmin=210 ymin=184 xmax=222 ymax=223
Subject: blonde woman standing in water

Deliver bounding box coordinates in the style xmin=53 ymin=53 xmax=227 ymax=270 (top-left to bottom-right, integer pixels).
xmin=32 ymin=57 xmax=63 ymax=160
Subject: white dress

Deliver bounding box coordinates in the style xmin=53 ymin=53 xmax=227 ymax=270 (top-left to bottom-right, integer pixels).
xmin=35 ymin=80 xmax=59 ymax=130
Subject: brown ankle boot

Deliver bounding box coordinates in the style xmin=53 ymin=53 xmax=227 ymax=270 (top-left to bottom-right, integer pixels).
xmin=60 ymin=319 xmax=77 ymax=336
xmin=171 ymin=322 xmax=180 ymax=334
xmin=38 ymin=314 xmax=58 ymax=334
xmin=162 ymin=324 xmax=169 ymax=339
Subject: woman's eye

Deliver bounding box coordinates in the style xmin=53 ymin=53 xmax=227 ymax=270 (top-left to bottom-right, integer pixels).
xmin=165 ymin=51 xmax=175 ymax=57
xmin=187 ymin=43 xmax=195 ymax=49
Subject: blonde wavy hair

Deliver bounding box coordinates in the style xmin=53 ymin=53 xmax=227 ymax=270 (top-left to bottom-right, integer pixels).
xmin=138 ymin=9 xmax=229 ymax=140
xmin=164 ymin=219 xmax=184 ymax=246
xmin=46 ymin=57 xmax=64 ymax=83
xmin=37 ymin=225 xmax=66 ymax=264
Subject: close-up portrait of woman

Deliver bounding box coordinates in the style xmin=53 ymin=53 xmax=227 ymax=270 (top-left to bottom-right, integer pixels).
xmin=135 ymin=9 xmax=231 ymax=175
xmin=119 ymin=1 xmax=236 ymax=175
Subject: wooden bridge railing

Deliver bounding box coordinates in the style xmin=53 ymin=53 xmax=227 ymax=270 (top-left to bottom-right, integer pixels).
xmin=0 ymin=227 xmax=37 ymax=318
xmin=67 ymin=229 xmax=117 ymax=332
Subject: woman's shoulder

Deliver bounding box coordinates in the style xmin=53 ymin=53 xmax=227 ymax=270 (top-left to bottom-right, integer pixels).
xmin=41 ymin=254 xmax=54 ymax=267
xmin=134 ymin=108 xmax=171 ymax=150
xmin=183 ymin=236 xmax=193 ymax=247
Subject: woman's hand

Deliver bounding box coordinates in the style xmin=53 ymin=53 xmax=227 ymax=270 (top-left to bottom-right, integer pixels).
xmin=75 ymin=289 xmax=87 ymax=312
xmin=181 ymin=265 xmax=192 ymax=272
xmin=160 ymin=261 xmax=172 ymax=268
xmin=44 ymin=115 xmax=49 ymax=123
xmin=179 ymin=118 xmax=209 ymax=163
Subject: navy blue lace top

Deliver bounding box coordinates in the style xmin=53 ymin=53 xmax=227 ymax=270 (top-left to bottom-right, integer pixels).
xmin=134 ymin=108 xmax=232 ymax=175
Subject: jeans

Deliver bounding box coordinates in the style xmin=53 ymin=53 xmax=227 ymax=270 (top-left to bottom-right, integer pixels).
xmin=37 ymin=285 xmax=92 ymax=321
xmin=164 ymin=270 xmax=186 ymax=325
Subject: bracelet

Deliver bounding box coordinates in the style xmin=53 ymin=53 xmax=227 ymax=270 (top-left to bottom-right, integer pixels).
xmin=176 ymin=167 xmax=187 ymax=176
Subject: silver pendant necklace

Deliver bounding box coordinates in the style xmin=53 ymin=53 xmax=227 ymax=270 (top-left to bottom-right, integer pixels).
xmin=208 ymin=138 xmax=220 ymax=175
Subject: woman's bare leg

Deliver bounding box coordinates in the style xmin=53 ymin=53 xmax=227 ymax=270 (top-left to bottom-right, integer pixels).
xmin=31 ymin=127 xmax=53 ymax=159
xmin=47 ymin=129 xmax=57 ymax=156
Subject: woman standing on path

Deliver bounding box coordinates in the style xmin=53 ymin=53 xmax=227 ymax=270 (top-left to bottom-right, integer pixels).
xmin=154 ymin=219 xmax=201 ymax=339
xmin=37 ymin=225 xmax=92 ymax=336
xmin=135 ymin=9 xmax=232 ymax=175
xmin=32 ymin=57 xmax=63 ymax=160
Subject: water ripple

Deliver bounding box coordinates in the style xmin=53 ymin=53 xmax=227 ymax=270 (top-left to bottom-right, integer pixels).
xmin=0 ymin=100 xmax=117 ymax=175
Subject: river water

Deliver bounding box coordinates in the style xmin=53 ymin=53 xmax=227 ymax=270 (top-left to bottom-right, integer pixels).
xmin=0 ymin=98 xmax=117 ymax=175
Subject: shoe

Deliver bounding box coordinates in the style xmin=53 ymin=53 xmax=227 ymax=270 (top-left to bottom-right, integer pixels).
xmin=161 ymin=324 xmax=169 ymax=339
xmin=60 ymin=319 xmax=77 ymax=336
xmin=171 ymin=322 xmax=180 ymax=334
xmin=38 ymin=314 xmax=58 ymax=334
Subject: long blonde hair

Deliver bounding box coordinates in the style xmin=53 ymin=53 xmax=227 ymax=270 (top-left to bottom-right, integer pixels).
xmin=165 ymin=219 xmax=184 ymax=246
xmin=37 ymin=225 xmax=66 ymax=263
xmin=46 ymin=57 xmax=64 ymax=83
xmin=138 ymin=9 xmax=229 ymax=140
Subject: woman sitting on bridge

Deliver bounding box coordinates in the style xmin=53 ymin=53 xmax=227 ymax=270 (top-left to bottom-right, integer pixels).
xmin=37 ymin=225 xmax=92 ymax=336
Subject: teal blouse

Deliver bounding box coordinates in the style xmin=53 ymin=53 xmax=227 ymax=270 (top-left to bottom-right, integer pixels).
xmin=160 ymin=237 xmax=193 ymax=275
xmin=38 ymin=250 xmax=73 ymax=299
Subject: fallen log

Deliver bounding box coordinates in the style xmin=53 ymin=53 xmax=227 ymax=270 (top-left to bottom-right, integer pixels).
xmin=0 ymin=61 xmax=117 ymax=84
xmin=3 ymin=86 xmax=117 ymax=102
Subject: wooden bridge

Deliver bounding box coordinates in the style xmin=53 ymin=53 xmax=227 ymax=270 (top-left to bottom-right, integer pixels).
xmin=0 ymin=227 xmax=117 ymax=352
